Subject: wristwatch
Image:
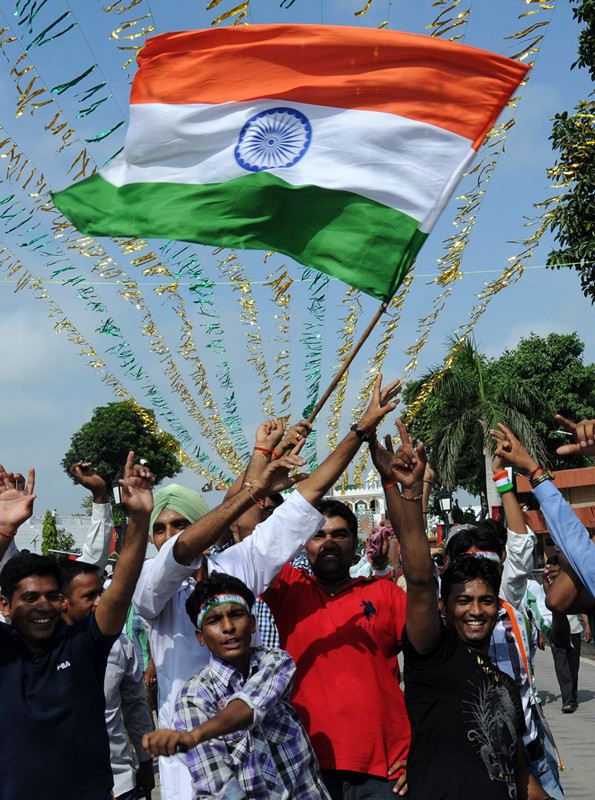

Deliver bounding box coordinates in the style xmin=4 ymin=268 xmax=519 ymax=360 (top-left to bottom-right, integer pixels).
xmin=350 ymin=423 xmax=371 ymax=442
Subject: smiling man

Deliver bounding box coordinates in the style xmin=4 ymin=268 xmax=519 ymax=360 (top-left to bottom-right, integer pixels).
xmin=0 ymin=453 xmax=155 ymax=800
xmin=384 ymin=420 xmax=549 ymax=800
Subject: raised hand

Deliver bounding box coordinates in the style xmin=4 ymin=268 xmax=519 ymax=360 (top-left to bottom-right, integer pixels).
xmin=0 ymin=465 xmax=36 ymax=535
xmin=369 ymin=434 xmax=396 ymax=484
xmin=119 ymin=452 xmax=155 ymax=517
xmin=69 ymin=461 xmax=108 ymax=503
xmin=389 ymin=420 xmax=426 ymax=492
xmin=489 ymin=423 xmax=538 ymax=475
xmin=252 ymin=444 xmax=309 ymax=497
xmin=254 ymin=418 xmax=285 ymax=451
xmin=555 ymin=415 xmax=595 ymax=457
xmin=274 ymin=419 xmax=312 ymax=458
xmin=359 ymin=374 xmax=402 ymax=434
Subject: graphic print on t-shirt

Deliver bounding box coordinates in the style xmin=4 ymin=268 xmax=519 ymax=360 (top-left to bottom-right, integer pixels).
xmin=464 ymin=657 xmax=519 ymax=798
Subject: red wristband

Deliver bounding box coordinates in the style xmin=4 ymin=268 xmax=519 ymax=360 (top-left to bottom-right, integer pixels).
xmin=0 ymin=530 xmax=16 ymax=538
xmin=272 ymin=450 xmax=279 ymax=459
xmin=527 ymin=465 xmax=543 ymax=478
xmin=254 ymin=447 xmax=273 ymax=454
xmin=382 ymin=479 xmax=398 ymax=489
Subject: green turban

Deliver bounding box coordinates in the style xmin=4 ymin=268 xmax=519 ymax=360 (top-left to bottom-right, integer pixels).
xmin=150 ymin=483 xmax=209 ymax=532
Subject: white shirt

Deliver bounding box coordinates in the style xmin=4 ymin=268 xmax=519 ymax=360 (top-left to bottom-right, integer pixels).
xmin=132 ymin=489 xmax=324 ymax=800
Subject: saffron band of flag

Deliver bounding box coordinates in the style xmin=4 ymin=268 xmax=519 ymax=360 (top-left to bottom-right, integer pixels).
xmin=52 ymin=24 xmax=529 ymax=301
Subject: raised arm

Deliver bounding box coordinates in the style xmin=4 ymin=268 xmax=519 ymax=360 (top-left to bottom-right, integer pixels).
xmin=388 ymin=420 xmax=441 ymax=654
xmin=95 ymin=453 xmax=154 ymax=638
xmin=69 ymin=461 xmax=113 ymax=568
xmin=172 ymin=451 xmax=308 ymax=566
xmin=0 ymin=465 xmax=36 ymax=564
xmin=297 ymin=373 xmax=401 ymax=506
xmin=493 ymin=422 xmax=595 ymax=600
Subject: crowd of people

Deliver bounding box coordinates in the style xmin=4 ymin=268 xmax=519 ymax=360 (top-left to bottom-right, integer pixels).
xmin=1 ymin=374 xmax=594 ymax=800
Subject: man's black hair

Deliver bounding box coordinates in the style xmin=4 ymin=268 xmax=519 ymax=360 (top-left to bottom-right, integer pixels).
xmin=441 ymin=556 xmax=501 ymax=603
xmin=317 ymin=499 xmax=358 ymax=541
xmin=58 ymin=557 xmax=102 ymax=597
xmin=185 ymin=572 xmax=255 ymax=628
xmin=0 ymin=553 xmax=62 ymax=603
xmin=445 ymin=519 xmax=507 ymax=562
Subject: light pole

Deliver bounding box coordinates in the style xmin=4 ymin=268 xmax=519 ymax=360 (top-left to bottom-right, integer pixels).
xmin=438 ymin=488 xmax=452 ymax=542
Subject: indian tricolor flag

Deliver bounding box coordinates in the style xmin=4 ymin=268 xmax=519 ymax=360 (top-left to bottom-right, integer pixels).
xmin=52 ymin=25 xmax=529 ymax=301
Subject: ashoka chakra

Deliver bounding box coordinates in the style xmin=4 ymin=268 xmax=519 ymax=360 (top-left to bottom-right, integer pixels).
xmin=235 ymin=107 xmax=312 ymax=172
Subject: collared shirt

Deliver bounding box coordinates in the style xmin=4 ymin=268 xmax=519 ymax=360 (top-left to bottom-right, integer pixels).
xmin=132 ymin=490 xmax=325 ymax=800
xmin=174 ymin=647 xmax=330 ymax=800
xmin=0 ymin=614 xmax=116 ymax=800
xmin=105 ymin=633 xmax=153 ymax=797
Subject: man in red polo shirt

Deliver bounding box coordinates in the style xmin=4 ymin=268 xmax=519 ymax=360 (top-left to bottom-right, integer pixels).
xmin=265 ymin=495 xmax=409 ymax=799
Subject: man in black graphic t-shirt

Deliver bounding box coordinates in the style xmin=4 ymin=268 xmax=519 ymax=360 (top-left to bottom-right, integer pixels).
xmin=371 ymin=421 xmax=549 ymax=800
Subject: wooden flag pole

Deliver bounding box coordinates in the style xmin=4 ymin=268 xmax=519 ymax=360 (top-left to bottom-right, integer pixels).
xmin=306 ymin=301 xmax=388 ymax=424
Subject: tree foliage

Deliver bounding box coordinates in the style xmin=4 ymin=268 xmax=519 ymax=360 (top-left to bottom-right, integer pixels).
xmin=41 ymin=509 xmax=59 ymax=556
xmin=61 ymin=401 xmax=182 ymax=491
xmin=403 ymin=337 xmax=550 ymax=509
xmin=546 ymin=0 xmax=595 ymax=301
xmin=404 ymin=332 xmax=595 ymax=502
xmin=490 ymin=332 xmax=595 ymax=469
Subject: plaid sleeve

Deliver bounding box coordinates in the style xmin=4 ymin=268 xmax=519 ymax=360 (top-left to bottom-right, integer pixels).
xmin=174 ymin=690 xmax=244 ymax=800
xmin=230 ymin=648 xmax=295 ymax=728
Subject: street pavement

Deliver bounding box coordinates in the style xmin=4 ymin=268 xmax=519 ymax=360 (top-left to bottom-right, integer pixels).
xmin=534 ymin=644 xmax=594 ymax=799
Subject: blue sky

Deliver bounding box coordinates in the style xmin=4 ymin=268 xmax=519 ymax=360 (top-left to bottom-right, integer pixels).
xmin=0 ymin=0 xmax=593 ymax=514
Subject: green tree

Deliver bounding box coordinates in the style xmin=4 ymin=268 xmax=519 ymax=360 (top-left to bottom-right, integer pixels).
xmin=546 ymin=0 xmax=595 ymax=301
xmin=490 ymin=332 xmax=595 ymax=469
xmin=61 ymin=401 xmax=183 ymax=491
xmin=41 ymin=510 xmax=59 ymax=555
xmin=403 ymin=337 xmax=549 ymax=514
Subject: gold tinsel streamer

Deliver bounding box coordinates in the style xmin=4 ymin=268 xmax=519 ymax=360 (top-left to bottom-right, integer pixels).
xmin=264 ymin=265 xmax=293 ymax=420
xmin=1 ymin=13 xmax=247 ymax=474
xmin=351 ymin=273 xmax=415 ymax=486
xmin=217 ymin=251 xmax=276 ymax=418
xmin=399 ymin=0 xmax=555 ymax=412
xmin=211 ymin=1 xmax=250 ymax=26
xmin=102 ymin=4 xmax=155 ymax=71
xmin=0 ymin=119 xmax=244 ymax=475
xmin=326 ymin=288 xmax=362 ymax=490
xmin=0 ymin=245 xmax=227 ymax=482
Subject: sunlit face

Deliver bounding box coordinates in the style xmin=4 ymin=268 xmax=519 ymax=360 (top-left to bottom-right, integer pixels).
xmin=441 ymin=578 xmax=499 ymax=652
xmin=305 ymin=515 xmax=356 ymax=582
xmin=0 ymin=575 xmax=62 ymax=653
xmin=61 ymin=572 xmax=103 ymax=623
xmin=196 ymin=602 xmax=255 ymax=673
xmin=152 ymin=508 xmax=191 ymax=550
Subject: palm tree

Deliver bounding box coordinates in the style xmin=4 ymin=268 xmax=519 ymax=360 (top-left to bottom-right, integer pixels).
xmin=412 ymin=336 xmax=550 ymax=515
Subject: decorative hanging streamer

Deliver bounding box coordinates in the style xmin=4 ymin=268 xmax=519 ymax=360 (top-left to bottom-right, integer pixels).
xmin=102 ymin=4 xmax=155 ymax=71
xmin=354 ymin=0 xmax=374 ymax=16
xmin=0 ymin=149 xmax=243 ymax=477
xmin=0 ymin=238 xmax=230 ymax=481
xmin=351 ymin=272 xmax=415 ymax=486
xmin=211 ymin=1 xmax=250 ymax=27
xmin=263 ymin=265 xmax=293 ymax=421
xmin=217 ymin=250 xmax=276 ymax=418
xmin=159 ymin=241 xmax=251 ymax=464
xmin=25 ymin=10 xmax=76 ymax=51
xmin=300 ymin=268 xmax=330 ymax=470
xmin=426 ymin=0 xmax=470 ymax=41
xmin=51 ymin=64 xmax=97 ymax=94
xmin=400 ymin=0 xmax=554 ymax=390
xmin=325 ymin=288 xmax=362 ymax=491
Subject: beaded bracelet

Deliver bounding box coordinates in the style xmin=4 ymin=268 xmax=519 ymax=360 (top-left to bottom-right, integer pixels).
xmin=401 ymin=493 xmax=423 ymax=502
xmin=244 ymin=481 xmax=265 ymax=509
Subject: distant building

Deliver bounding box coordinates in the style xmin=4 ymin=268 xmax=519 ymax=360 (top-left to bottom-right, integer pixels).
xmin=516 ymin=466 xmax=595 ymax=565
